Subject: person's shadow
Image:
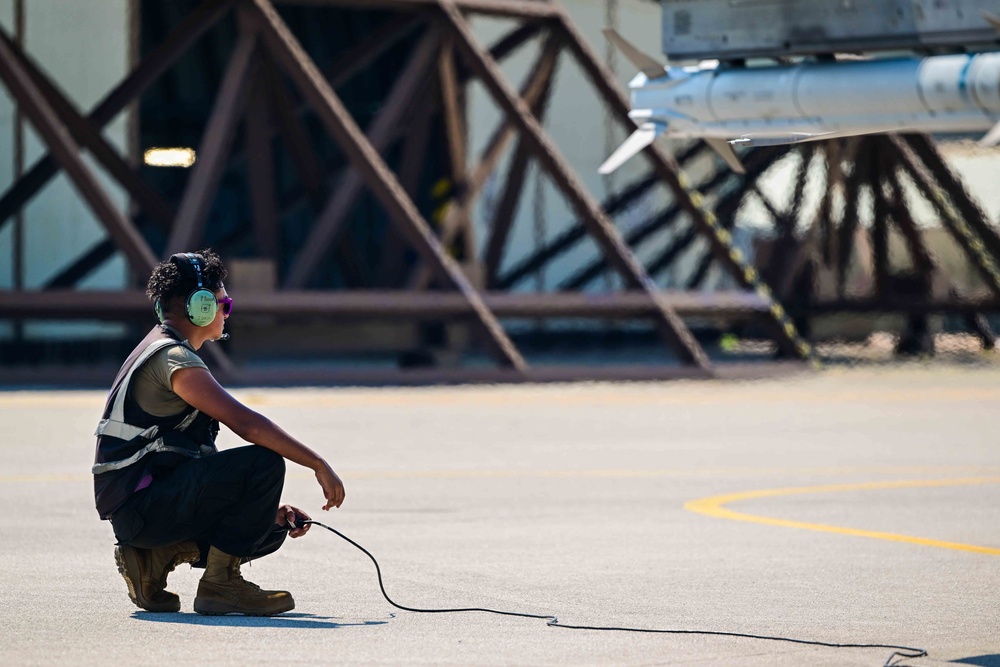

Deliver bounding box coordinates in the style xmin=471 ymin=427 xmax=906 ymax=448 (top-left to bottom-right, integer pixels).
xmin=132 ymin=611 xmax=387 ymax=629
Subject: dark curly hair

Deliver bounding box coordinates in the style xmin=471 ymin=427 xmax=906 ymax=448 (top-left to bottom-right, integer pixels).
xmin=146 ymin=249 xmax=228 ymax=316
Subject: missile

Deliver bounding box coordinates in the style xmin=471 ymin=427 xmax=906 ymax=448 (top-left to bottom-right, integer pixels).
xmin=601 ymin=15 xmax=1000 ymax=174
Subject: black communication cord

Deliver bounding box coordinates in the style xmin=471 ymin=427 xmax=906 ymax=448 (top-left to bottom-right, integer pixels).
xmin=301 ymin=520 xmax=927 ymax=667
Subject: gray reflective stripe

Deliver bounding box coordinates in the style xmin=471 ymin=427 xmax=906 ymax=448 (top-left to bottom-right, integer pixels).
xmin=108 ymin=338 xmax=180 ymax=424
xmin=91 ymin=437 xmax=203 ymax=475
xmin=94 ymin=419 xmax=159 ymax=441
xmin=175 ymin=408 xmax=200 ymax=432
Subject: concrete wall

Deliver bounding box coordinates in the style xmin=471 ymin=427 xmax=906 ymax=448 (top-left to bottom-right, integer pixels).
xmin=0 ymin=0 xmax=129 ymax=341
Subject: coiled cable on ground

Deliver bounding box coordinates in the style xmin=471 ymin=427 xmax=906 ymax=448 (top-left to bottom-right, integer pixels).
xmin=303 ymin=520 xmax=927 ymax=667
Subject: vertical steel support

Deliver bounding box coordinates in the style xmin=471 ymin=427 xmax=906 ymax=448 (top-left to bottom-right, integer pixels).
xmin=248 ymin=0 xmax=528 ymax=371
xmin=12 ymin=0 xmax=25 ymax=306
xmin=836 ymin=140 xmax=873 ymax=296
xmin=245 ymin=64 xmax=280 ymax=258
xmin=375 ymin=95 xmax=436 ymax=288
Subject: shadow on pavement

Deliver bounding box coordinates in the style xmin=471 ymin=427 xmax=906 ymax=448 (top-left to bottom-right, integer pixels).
xmin=953 ymin=657 xmax=1000 ymax=667
xmin=132 ymin=611 xmax=387 ymax=629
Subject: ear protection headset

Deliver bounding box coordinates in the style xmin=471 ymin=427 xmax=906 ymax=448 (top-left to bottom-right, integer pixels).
xmin=155 ymin=253 xmax=218 ymax=327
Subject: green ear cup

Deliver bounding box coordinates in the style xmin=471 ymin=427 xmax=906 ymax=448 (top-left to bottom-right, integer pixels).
xmin=187 ymin=288 xmax=218 ymax=327
xmin=154 ymin=299 xmax=165 ymax=323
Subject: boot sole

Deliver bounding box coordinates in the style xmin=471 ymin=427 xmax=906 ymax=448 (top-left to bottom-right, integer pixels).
xmin=193 ymin=597 xmax=295 ymax=616
xmin=114 ymin=546 xmax=180 ymax=613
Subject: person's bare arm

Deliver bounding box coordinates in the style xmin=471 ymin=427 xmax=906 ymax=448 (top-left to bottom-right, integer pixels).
xmin=171 ymin=366 xmax=345 ymax=510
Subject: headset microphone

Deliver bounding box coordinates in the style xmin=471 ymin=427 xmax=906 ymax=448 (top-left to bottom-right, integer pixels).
xmin=217 ymin=333 xmax=230 ymax=341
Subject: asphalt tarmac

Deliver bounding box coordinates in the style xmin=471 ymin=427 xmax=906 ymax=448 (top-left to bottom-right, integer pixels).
xmin=1 ymin=364 xmax=998 ymax=666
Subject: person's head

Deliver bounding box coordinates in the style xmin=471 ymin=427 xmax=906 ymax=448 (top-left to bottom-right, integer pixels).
xmin=146 ymin=249 xmax=230 ymax=343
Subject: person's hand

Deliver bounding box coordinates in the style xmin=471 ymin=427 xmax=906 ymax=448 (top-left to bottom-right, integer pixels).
xmin=315 ymin=461 xmax=345 ymax=510
xmin=276 ymin=504 xmax=311 ymax=538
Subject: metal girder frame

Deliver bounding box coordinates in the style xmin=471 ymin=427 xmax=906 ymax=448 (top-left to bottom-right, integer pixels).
xmin=0 ymin=289 xmax=774 ymax=321
xmin=551 ymin=8 xmax=812 ymax=361
xmin=904 ymin=134 xmax=1000 ymax=262
xmin=0 ymin=29 xmax=176 ymax=231
xmin=166 ymin=28 xmax=259 ymax=255
xmin=476 ymin=33 xmax=562 ymax=291
xmin=245 ymin=60 xmax=280 ymax=258
xmin=246 ymin=0 xmax=528 ymax=371
xmin=283 ymin=23 xmax=444 ymax=288
xmin=0 ymin=0 xmax=233 ymax=233
xmin=685 ymin=148 xmax=795 ymax=291
xmin=835 ymin=140 xmax=874 ymax=296
xmin=887 ymin=135 xmax=1000 ymax=300
xmin=375 ymin=93 xmax=436 ymax=287
xmin=0 ymin=28 xmax=158 ymax=275
xmin=281 ymin=19 xmax=542 ymax=289
xmin=0 ymin=0 xmax=816 ymax=381
xmin=498 ymin=141 xmax=707 ymax=291
xmin=881 ymin=155 xmax=934 ymax=276
xmin=649 ymin=150 xmax=784 ymax=283
xmin=409 ymin=30 xmax=562 ymax=290
xmin=274 ymin=0 xmax=560 ymax=19
xmin=436 ymin=0 xmax=711 ymax=370
xmin=761 ymin=146 xmax=813 ymax=288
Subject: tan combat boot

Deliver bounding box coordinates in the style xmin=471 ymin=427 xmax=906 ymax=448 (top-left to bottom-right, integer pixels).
xmin=115 ymin=541 xmax=201 ymax=612
xmin=193 ymin=546 xmax=295 ymax=616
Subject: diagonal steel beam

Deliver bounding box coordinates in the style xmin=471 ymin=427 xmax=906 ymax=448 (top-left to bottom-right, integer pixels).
xmin=43 ymin=238 xmax=116 ymax=289
xmin=888 ymin=134 xmax=1000 ymax=299
xmin=166 ymin=27 xmax=258 ymax=255
xmin=0 ymin=0 xmax=233 ymax=232
xmin=477 ymin=58 xmax=559 ymax=290
xmin=498 ymin=142 xmax=708 ymax=290
xmin=413 ymin=31 xmax=562 ymax=290
xmin=0 ymin=31 xmax=157 ymax=274
xmin=0 ymin=29 xmax=176 ymax=231
xmin=554 ymin=10 xmax=810 ymax=360
xmin=273 ymin=0 xmax=560 ymax=18
xmin=283 ymin=24 xmax=443 ymax=289
xmin=375 ymin=91 xmax=436 ymax=287
xmin=408 ymin=29 xmax=559 ymax=290
xmin=438 ymin=0 xmax=710 ymax=370
xmin=248 ymin=0 xmax=527 ymax=371
xmin=904 ymin=134 xmax=1000 ymax=262
xmin=882 ymin=156 xmax=934 ymax=276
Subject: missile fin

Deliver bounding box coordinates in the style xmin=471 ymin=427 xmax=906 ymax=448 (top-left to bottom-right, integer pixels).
xmin=984 ymin=10 xmax=1000 ymax=33
xmin=979 ymin=120 xmax=1000 ymax=147
xmin=603 ymin=29 xmax=666 ymax=80
xmin=599 ymin=123 xmax=661 ymax=175
xmin=707 ymin=138 xmax=746 ymax=174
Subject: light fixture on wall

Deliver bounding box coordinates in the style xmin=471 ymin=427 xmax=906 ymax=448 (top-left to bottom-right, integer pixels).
xmin=143 ymin=147 xmax=196 ymax=168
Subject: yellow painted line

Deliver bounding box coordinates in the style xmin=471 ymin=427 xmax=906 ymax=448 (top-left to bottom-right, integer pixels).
xmin=685 ymin=477 xmax=1000 ymax=556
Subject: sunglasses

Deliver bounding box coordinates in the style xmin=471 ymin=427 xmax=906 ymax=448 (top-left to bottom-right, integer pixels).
xmin=217 ymin=296 xmax=233 ymax=317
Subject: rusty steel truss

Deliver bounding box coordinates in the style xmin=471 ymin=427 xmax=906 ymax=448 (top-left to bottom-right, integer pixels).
xmin=724 ymin=134 xmax=1000 ymax=354
xmin=0 ymin=0 xmax=817 ymax=384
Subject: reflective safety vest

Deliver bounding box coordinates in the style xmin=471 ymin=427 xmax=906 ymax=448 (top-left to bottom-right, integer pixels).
xmin=92 ymin=326 xmax=218 ymax=518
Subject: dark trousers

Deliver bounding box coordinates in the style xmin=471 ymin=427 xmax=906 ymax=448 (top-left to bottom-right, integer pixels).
xmin=111 ymin=445 xmax=287 ymax=563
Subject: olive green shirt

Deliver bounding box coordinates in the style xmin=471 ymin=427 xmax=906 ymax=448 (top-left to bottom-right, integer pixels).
xmin=130 ymin=343 xmax=208 ymax=417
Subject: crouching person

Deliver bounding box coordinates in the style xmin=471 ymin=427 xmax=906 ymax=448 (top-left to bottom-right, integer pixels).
xmin=92 ymin=250 xmax=345 ymax=615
